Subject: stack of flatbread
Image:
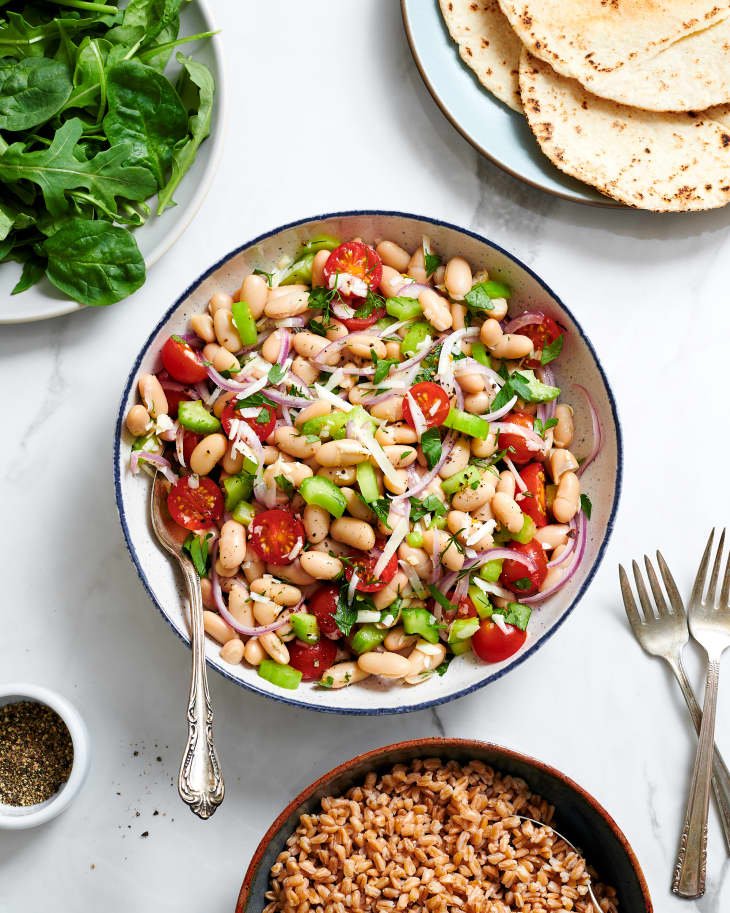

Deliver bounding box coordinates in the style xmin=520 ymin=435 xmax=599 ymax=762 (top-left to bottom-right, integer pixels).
xmin=440 ymin=0 xmax=730 ymax=211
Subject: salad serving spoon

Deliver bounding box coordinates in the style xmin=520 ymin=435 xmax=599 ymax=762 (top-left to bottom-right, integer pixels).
xmin=150 ymin=473 xmax=225 ymax=819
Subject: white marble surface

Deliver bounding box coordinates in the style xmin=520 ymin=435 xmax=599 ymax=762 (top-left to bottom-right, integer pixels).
xmin=1 ymin=1 xmax=729 ymax=910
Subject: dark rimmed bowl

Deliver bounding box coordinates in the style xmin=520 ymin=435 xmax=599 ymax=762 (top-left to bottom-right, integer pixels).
xmin=235 ymin=738 xmax=652 ymax=913
xmin=114 ymin=210 xmax=622 ymax=715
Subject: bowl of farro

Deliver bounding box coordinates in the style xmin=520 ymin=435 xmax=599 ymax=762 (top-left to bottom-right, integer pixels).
xmin=115 ymin=211 xmax=621 ymax=714
xmin=236 ymin=738 xmax=651 ymax=913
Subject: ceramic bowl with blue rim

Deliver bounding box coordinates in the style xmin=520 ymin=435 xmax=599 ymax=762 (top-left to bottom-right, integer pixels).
xmin=114 ymin=211 xmax=621 ymax=715
xmin=235 ymin=738 xmax=652 ymax=913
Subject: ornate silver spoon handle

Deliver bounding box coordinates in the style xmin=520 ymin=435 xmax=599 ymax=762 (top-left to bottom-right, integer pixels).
xmin=177 ymin=556 xmax=224 ymax=819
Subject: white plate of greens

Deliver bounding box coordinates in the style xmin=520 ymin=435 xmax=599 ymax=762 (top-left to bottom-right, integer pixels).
xmin=0 ymin=0 xmax=226 ymax=324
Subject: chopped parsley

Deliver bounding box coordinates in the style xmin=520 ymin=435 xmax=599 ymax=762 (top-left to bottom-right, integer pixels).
xmin=252 ymin=268 xmax=273 ymax=286
xmin=512 ymin=577 xmax=533 ymax=591
xmin=533 ymin=416 xmax=559 ymax=437
xmin=371 ymin=350 xmax=399 ymax=385
xmin=424 ymin=251 xmax=441 ymax=277
xmin=435 ymin=655 xmax=454 ymax=676
xmin=541 ymin=334 xmax=564 ymax=366
xmin=409 ymin=494 xmax=447 ymax=523
xmin=267 ymin=363 xmax=286 ymax=385
xmin=428 ymin=584 xmax=457 ymax=613
xmin=333 ymin=587 xmax=358 ymax=636
xmin=183 ymin=533 xmax=211 ymax=578
xmin=274 ymin=475 xmax=295 ymax=497
xmin=420 ymin=427 xmax=442 ymax=470
xmin=464 ymin=283 xmax=496 ymax=312
xmin=580 ymin=493 xmax=593 ymax=520
xmin=367 ymin=497 xmax=392 ymax=530
xmin=352 ymin=290 xmax=384 ymax=319
xmin=414 ymin=343 xmax=442 ymax=384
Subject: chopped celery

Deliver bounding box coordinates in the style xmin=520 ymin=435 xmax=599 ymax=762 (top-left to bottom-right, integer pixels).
xmin=510 ymin=369 xmax=560 ymax=404
xmin=177 ymin=400 xmax=220 ymax=434
xmin=441 ymin=465 xmax=481 ymax=495
xmin=470 ymin=341 xmax=491 ymax=367
xmin=512 ymin=513 xmax=536 ymax=545
xmin=299 ymin=476 xmax=347 ymax=518
xmin=450 ymin=638 xmax=472 ymax=656
xmin=448 ymin=617 xmax=480 ymax=643
xmin=402 ymin=606 xmax=440 ymax=644
xmin=443 ymin=407 xmax=489 ymax=440
xmin=504 ymin=602 xmax=531 ymax=631
xmin=290 ymin=612 xmax=320 ymax=644
xmin=278 ymin=252 xmax=315 ymax=286
xmin=131 ymin=433 xmax=162 ymax=453
xmin=479 ymin=559 xmax=503 ymax=583
xmin=258 ymin=659 xmax=302 ymax=690
xmin=223 ymin=473 xmax=254 ymax=511
xmin=469 ymin=585 xmax=493 ymax=619
xmin=386 ymin=296 xmax=422 ymax=321
xmin=231 ymin=500 xmax=254 ymax=525
xmin=375 ymin=316 xmax=397 ymax=332
xmin=297 ymin=234 xmax=340 ymax=256
xmin=400 ymin=321 xmax=431 ymax=357
xmin=231 ymin=299 xmax=257 ymax=346
xmin=356 ymin=461 xmax=379 ymax=503
xmin=300 ymin=405 xmax=372 ymax=440
xmin=351 ymin=624 xmax=385 ymax=655
xmin=406 ymin=530 xmax=424 ymax=548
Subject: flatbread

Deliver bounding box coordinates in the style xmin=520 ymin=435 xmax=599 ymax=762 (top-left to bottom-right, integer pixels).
xmin=440 ymin=0 xmax=523 ymax=113
xmin=499 ymin=0 xmax=730 ymax=112
xmin=519 ymin=51 xmax=730 ymax=211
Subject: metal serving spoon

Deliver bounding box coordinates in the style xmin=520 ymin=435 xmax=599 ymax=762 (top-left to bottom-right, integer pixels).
xmin=150 ymin=473 xmax=224 ymax=819
xmin=514 ymin=816 xmax=603 ymax=909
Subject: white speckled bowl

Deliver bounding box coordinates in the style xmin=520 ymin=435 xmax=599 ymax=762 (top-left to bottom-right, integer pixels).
xmin=114 ymin=211 xmax=622 ymax=715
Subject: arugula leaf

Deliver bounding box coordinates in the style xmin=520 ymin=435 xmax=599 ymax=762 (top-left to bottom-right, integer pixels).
xmin=0 ymin=118 xmax=157 ymax=217
xmin=183 ymin=532 xmax=210 ymax=577
xmin=580 ymin=493 xmax=592 ymax=520
xmin=333 ymin=586 xmax=358 ymax=636
xmin=157 ymin=54 xmax=214 ymax=213
xmin=275 ymin=474 xmax=294 ymax=498
xmin=541 ymin=333 xmax=564 ymax=365
xmin=420 ymin=427 xmax=442 ymax=470
xmin=424 ymin=251 xmax=441 ymax=277
xmin=409 ymin=494 xmax=447 ymax=523
xmin=267 ymin=363 xmax=286 ymax=385
xmin=41 ymin=217 xmax=145 ymax=306
xmin=0 ymin=57 xmax=73 ymax=131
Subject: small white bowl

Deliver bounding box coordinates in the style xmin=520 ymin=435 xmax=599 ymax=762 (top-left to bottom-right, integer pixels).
xmin=0 ymin=683 xmax=90 ymax=830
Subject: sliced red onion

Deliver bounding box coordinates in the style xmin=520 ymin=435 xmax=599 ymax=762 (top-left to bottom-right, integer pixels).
xmin=523 ymin=511 xmax=587 ymax=603
xmin=453 ymin=574 xmax=470 ymax=603
xmin=392 ymin=433 xmax=455 ymax=503
xmin=405 ymin=391 xmax=428 ymax=439
xmin=547 ymin=525 xmax=577 ymax=568
xmin=472 ymin=578 xmax=515 ymax=600
xmin=429 ymin=530 xmax=440 ymax=582
xmin=194 ymin=381 xmax=211 ymax=403
xmin=503 ymin=312 xmax=545 ymax=334
xmin=158 ymin=419 xmax=178 ymax=442
xmin=346 ymin=572 xmax=359 ymax=605
xmin=211 ymin=559 xmax=289 ymax=636
xmin=130 ymin=450 xmax=178 ymax=484
xmin=180 ymin=332 xmax=205 ymax=349
xmin=376 ymin=318 xmax=416 ymax=338
xmin=395 ymin=281 xmax=429 ymax=298
xmin=505 ymin=456 xmax=528 ymax=493
xmin=206 ymin=365 xmax=268 ymax=397
xmin=175 ymin=423 xmax=186 ymax=468
xmin=276 ymin=329 xmax=291 ymax=364
xmin=484 ymin=395 xmax=518 ymax=422
xmin=437 ymin=328 xmax=479 ymax=394
xmin=574 ymin=384 xmax=602 ymax=477
xmin=453 ymin=358 xmax=505 ymax=390
xmin=277 ymin=317 xmax=307 ymax=328
xmin=355 ymin=388 xmax=401 ymax=406
xmin=537 ymin=366 xmax=558 ymax=422
xmin=281 ymin=406 xmax=293 ymax=426
xmin=332 ymin=300 xmax=356 ymax=320
xmin=490 ymin=421 xmax=547 ymax=454
xmin=399 ymin=559 xmax=427 ymax=598
xmin=440 ymin=546 xmax=538 ymax=593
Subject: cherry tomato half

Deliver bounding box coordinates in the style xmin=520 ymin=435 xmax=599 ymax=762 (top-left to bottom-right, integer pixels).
xmin=472 ymin=620 xmax=526 ymax=663
xmin=161 ymin=335 xmax=208 ymax=385
xmin=518 ymin=462 xmax=548 ymax=528
xmin=499 ymin=539 xmax=548 ymax=597
xmin=345 ymin=547 xmax=398 ymax=593
xmin=522 ymin=315 xmax=562 ymax=369
xmin=340 ymin=303 xmax=386 ymax=333
xmin=167 ymin=476 xmax=223 ymax=531
xmin=444 ymin=596 xmax=478 ymax=624
xmin=322 ymin=241 xmax=382 ymax=293
xmin=181 ymin=430 xmax=202 ymax=466
xmin=288 ymin=639 xmax=338 ymax=682
xmin=248 ymin=509 xmax=305 ymax=566
xmin=221 ymin=400 xmax=277 ymax=442
xmin=402 ymin=381 xmax=451 ymax=431
xmin=160 ymin=384 xmax=191 ymax=419
xmin=498 ymin=412 xmax=543 ymax=465
xmin=308 ymin=585 xmax=341 ymax=639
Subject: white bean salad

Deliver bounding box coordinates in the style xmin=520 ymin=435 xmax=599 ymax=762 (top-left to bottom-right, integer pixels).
xmin=126 ymin=236 xmax=600 ymax=692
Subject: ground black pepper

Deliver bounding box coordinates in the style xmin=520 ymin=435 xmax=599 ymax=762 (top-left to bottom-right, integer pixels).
xmin=0 ymin=701 xmax=73 ymax=806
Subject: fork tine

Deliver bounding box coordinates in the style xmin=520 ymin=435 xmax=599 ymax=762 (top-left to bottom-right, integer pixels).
xmin=632 ymin=559 xmax=655 ymax=621
xmin=690 ymin=529 xmax=715 ymax=608
xmin=619 ymin=564 xmax=643 ymax=633
xmin=644 ymin=555 xmax=669 ymax=616
xmin=656 ymin=550 xmax=686 ymax=617
xmin=719 ymin=530 xmax=730 ymax=609
xmin=706 ymin=528 xmax=726 ymax=607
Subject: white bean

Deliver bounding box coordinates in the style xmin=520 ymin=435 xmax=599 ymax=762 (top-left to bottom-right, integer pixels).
xmin=303 ymin=504 xmax=330 ymax=543
xmin=219 ymin=520 xmax=246 ymax=569
xmin=189 ymin=433 xmax=227 ymax=475
xmin=299 ymin=551 xmax=343 ymax=580
xmin=491 ymin=491 xmax=524 ymax=534
xmin=203 ymin=611 xmax=237 ymax=645
xmin=444 ymin=256 xmax=472 ymax=300
xmin=357 ymin=651 xmax=411 ymax=678
xmin=126 ymin=404 xmax=150 ymax=437
xmin=331 ymin=517 xmax=376 ymax=552
xmin=214 ymin=308 xmax=242 ymax=352
xmin=138 ymin=374 xmax=168 ymax=418
xmin=240 ymin=274 xmax=268 ymax=318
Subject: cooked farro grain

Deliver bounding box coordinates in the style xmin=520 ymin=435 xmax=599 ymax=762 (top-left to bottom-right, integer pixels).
xmin=264 ymin=759 xmax=619 ymax=913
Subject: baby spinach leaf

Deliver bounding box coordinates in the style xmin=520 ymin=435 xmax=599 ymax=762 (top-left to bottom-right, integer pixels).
xmin=11 ymin=253 xmax=45 ymax=295
xmin=157 ymin=54 xmax=213 ymax=213
xmin=65 ymin=37 xmax=110 ymax=116
xmin=0 ymin=118 xmax=157 ymax=216
xmin=0 ymin=57 xmax=73 ymax=131
xmin=41 ymin=217 xmax=145 ymax=305
xmin=103 ymin=59 xmax=188 ymax=187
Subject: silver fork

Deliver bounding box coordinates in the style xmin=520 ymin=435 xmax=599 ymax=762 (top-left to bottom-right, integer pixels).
xmin=619 ymin=554 xmax=730 ymax=858
xmin=672 ymin=529 xmax=730 ymax=897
